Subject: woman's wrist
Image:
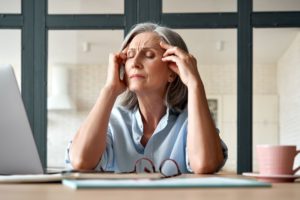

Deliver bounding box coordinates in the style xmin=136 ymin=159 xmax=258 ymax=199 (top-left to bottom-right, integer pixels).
xmin=99 ymin=85 xmax=120 ymax=101
xmin=187 ymin=77 xmax=204 ymax=92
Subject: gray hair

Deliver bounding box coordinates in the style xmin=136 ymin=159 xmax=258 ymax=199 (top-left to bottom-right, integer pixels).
xmin=120 ymin=22 xmax=188 ymax=112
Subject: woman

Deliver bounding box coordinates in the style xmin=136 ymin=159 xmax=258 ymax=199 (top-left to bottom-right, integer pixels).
xmin=66 ymin=22 xmax=227 ymax=174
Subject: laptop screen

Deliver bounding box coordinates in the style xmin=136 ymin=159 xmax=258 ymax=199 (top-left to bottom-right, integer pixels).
xmin=0 ymin=64 xmax=44 ymax=175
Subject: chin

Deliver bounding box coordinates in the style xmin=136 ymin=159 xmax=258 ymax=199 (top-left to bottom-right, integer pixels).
xmin=128 ymin=83 xmax=141 ymax=89
xmin=128 ymin=85 xmax=146 ymax=93
xmin=128 ymin=88 xmax=142 ymax=93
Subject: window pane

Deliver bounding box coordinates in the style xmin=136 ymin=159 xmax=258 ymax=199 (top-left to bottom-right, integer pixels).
xmin=0 ymin=0 xmax=21 ymax=13
xmin=47 ymin=30 xmax=123 ymax=168
xmin=48 ymin=0 xmax=124 ymax=14
xmin=254 ymin=0 xmax=300 ymax=11
xmin=176 ymin=29 xmax=237 ymax=172
xmin=0 ymin=30 xmax=21 ymax=86
xmin=163 ymin=0 xmax=236 ymax=13
xmin=253 ymin=28 xmax=300 ymax=171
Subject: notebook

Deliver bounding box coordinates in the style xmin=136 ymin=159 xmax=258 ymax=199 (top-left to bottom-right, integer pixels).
xmin=62 ymin=177 xmax=271 ymax=189
xmin=0 ymin=172 xmax=161 ymax=183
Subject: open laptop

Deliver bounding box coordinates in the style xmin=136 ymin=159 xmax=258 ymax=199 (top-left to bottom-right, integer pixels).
xmin=0 ymin=64 xmax=44 ymax=175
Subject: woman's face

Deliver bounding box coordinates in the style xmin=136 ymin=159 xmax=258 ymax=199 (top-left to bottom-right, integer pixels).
xmin=125 ymin=32 xmax=173 ymax=96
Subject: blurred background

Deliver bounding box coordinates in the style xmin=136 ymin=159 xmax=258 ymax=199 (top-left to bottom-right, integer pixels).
xmin=0 ymin=0 xmax=299 ymax=173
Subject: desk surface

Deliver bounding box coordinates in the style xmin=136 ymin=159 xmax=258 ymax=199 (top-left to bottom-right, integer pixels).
xmin=0 ymin=174 xmax=299 ymax=200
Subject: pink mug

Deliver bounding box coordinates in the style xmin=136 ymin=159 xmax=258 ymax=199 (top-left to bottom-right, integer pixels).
xmin=256 ymin=145 xmax=300 ymax=175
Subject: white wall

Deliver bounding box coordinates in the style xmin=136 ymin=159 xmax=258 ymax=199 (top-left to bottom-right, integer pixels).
xmin=0 ymin=30 xmax=21 ymax=85
xmin=199 ymin=63 xmax=279 ymax=172
xmin=47 ymin=64 xmax=108 ymax=167
xmin=277 ymin=33 xmax=300 ymax=170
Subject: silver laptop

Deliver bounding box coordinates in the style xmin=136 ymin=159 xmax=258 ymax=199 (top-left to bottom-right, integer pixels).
xmin=0 ymin=64 xmax=44 ymax=175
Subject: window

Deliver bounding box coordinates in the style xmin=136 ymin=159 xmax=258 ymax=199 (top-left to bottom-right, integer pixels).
xmin=0 ymin=30 xmax=21 ymax=86
xmin=253 ymin=28 xmax=300 ymax=171
xmin=48 ymin=0 xmax=124 ymax=14
xmin=176 ymin=29 xmax=237 ymax=171
xmin=163 ymin=0 xmax=236 ymax=13
xmin=253 ymin=0 xmax=300 ymax=11
xmin=0 ymin=0 xmax=21 ymax=13
xmin=47 ymin=30 xmax=123 ymax=167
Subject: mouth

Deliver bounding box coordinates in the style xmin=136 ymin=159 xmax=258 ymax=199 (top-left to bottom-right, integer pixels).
xmin=129 ymin=74 xmax=145 ymax=79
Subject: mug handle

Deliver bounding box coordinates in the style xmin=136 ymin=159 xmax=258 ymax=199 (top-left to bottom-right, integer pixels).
xmin=293 ymin=150 xmax=300 ymax=174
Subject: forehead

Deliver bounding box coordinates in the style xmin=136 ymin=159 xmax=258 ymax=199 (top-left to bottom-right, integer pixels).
xmin=128 ymin=32 xmax=161 ymax=49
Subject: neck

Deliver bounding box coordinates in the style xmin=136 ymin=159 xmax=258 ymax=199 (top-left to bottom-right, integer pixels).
xmin=137 ymin=94 xmax=167 ymax=128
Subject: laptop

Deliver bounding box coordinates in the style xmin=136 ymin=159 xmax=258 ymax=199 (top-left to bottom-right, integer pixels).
xmin=0 ymin=64 xmax=44 ymax=175
xmin=0 ymin=65 xmax=102 ymax=182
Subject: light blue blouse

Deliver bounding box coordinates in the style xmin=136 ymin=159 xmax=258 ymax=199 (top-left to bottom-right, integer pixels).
xmin=66 ymin=106 xmax=228 ymax=173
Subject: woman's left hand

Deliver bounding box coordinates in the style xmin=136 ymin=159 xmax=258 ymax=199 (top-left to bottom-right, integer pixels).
xmin=160 ymin=41 xmax=201 ymax=88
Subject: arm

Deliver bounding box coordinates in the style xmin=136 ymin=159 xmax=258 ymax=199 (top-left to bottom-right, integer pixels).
xmin=161 ymin=42 xmax=224 ymax=174
xmin=187 ymin=81 xmax=224 ymax=173
xmin=70 ymin=52 xmax=127 ymax=170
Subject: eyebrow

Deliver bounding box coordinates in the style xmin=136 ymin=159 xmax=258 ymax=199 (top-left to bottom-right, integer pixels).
xmin=128 ymin=46 xmax=162 ymax=52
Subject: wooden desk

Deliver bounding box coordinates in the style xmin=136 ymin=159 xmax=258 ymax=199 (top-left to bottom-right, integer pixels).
xmin=0 ymin=174 xmax=299 ymax=200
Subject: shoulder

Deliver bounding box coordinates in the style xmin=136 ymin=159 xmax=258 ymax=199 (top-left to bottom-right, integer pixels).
xmin=110 ymin=105 xmax=134 ymax=122
xmin=169 ymin=107 xmax=188 ymax=129
xmin=179 ymin=107 xmax=188 ymax=118
xmin=171 ymin=107 xmax=187 ymax=121
xmin=112 ymin=105 xmax=131 ymax=115
xmin=107 ymin=106 xmax=134 ymax=134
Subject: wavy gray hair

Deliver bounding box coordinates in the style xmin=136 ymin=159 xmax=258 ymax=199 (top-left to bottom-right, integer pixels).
xmin=120 ymin=22 xmax=188 ymax=112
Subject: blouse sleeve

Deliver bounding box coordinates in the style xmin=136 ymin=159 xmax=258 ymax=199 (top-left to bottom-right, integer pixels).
xmin=64 ymin=141 xmax=74 ymax=170
xmin=93 ymin=125 xmax=115 ymax=171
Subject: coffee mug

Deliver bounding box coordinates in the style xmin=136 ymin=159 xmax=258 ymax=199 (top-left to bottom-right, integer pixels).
xmin=256 ymin=145 xmax=300 ymax=175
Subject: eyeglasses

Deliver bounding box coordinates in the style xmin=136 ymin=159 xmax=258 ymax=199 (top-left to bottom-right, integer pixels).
xmin=63 ymin=157 xmax=182 ymax=179
xmin=101 ymin=157 xmax=182 ymax=178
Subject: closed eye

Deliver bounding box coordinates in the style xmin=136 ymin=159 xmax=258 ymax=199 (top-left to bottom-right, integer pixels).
xmin=145 ymin=50 xmax=155 ymax=58
xmin=127 ymin=50 xmax=135 ymax=58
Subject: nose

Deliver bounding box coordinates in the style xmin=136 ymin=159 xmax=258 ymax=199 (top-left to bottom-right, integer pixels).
xmin=126 ymin=52 xmax=143 ymax=69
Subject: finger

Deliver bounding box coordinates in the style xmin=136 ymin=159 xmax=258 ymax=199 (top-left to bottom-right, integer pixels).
xmin=120 ymin=47 xmax=128 ymax=63
xmin=121 ymin=46 xmax=128 ymax=54
xmin=163 ymin=46 xmax=187 ymax=58
xmin=161 ymin=41 xmax=187 ymax=58
xmin=119 ymin=52 xmax=127 ymax=61
xmin=109 ymin=53 xmax=116 ymax=64
xmin=161 ymin=56 xmax=180 ymax=74
xmin=160 ymin=41 xmax=186 ymax=58
xmin=160 ymin=41 xmax=173 ymax=50
xmin=160 ymin=41 xmax=172 ymax=53
xmin=162 ymin=55 xmax=180 ymax=65
xmin=114 ymin=52 xmax=126 ymax=66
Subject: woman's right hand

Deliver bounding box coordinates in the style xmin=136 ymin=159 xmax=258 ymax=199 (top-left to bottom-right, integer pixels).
xmin=71 ymin=51 xmax=128 ymax=170
xmin=104 ymin=50 xmax=127 ymax=96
